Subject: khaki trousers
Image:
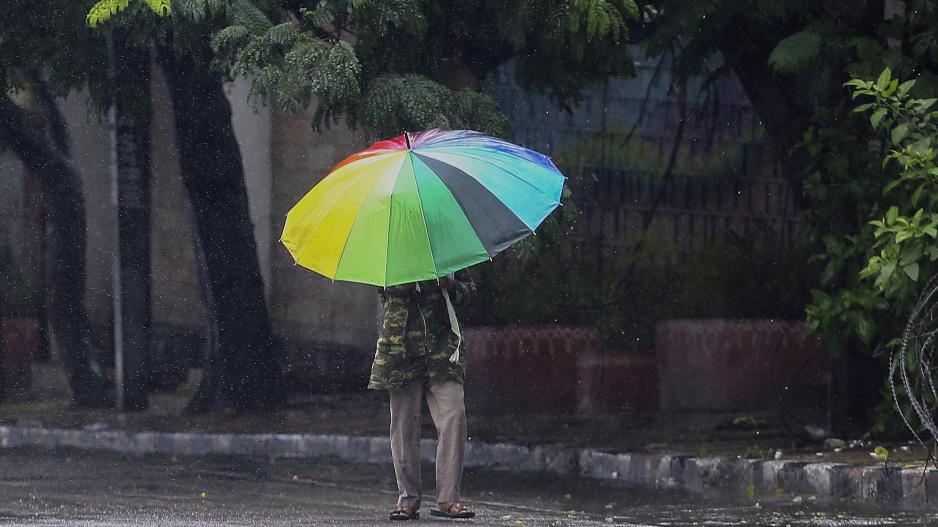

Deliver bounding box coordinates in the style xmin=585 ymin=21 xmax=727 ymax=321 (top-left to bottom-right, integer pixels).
xmin=389 ymin=379 xmax=467 ymax=510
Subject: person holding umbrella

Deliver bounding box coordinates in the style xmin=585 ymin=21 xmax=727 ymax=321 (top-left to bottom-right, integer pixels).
xmin=280 ymin=129 xmax=564 ymax=522
xmin=369 ymin=271 xmax=476 ymax=520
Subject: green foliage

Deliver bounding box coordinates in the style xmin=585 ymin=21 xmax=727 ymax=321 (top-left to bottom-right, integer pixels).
xmin=86 ymin=0 xmax=132 ymax=27
xmin=203 ymin=0 xmax=637 ymax=139
xmin=465 ymin=214 xmax=812 ymax=349
xmin=568 ymin=0 xmax=638 ymax=41
xmin=84 ymin=0 xmax=632 ymax=138
xmin=228 ymin=0 xmax=273 ymax=35
xmin=803 ymin=68 xmax=938 ymax=434
xmin=768 ymin=29 xmax=822 ymax=74
xmin=86 ymin=0 xmax=171 ymax=27
xmin=741 ymin=444 xmax=765 ymax=460
xmin=0 ymin=1 xmax=112 ymax=111
xmin=814 ymin=69 xmax=938 ymax=326
xmin=171 ymin=0 xmax=225 ymax=22
xmin=357 ymin=75 xmax=509 ymax=139
xmin=143 ymin=0 xmax=172 ymax=17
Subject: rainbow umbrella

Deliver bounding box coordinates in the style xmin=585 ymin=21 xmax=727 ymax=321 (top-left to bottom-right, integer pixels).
xmin=280 ymin=129 xmax=565 ymax=287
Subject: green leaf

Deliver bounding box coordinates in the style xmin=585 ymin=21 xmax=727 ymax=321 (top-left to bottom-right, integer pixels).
xmin=856 ymin=316 xmax=874 ymax=343
xmin=568 ymin=0 xmax=633 ymax=41
xmin=916 ymin=98 xmax=937 ymax=110
xmin=877 ymin=68 xmax=892 ymax=91
xmin=620 ymin=0 xmax=640 ymax=21
xmin=904 ymin=262 xmax=920 ymax=281
xmin=871 ymin=107 xmax=887 ymax=129
xmin=142 ymin=0 xmax=171 ymax=17
xmin=912 ymin=137 xmax=932 ymax=154
xmin=230 ymin=0 xmax=274 ymax=35
xmin=911 ymin=182 xmax=926 ymax=206
xmin=891 ymin=123 xmax=910 ymax=144
xmin=881 ymin=261 xmax=897 ymax=278
xmin=86 ymin=0 xmax=131 ymax=27
xmin=883 ymin=178 xmax=903 ymax=195
xmin=852 ymin=102 xmax=876 ymax=113
xmin=859 ymin=259 xmax=880 ymax=278
xmin=886 ymin=78 xmax=899 ymax=96
xmin=768 ymin=30 xmax=822 ymax=74
xmin=821 ymin=261 xmax=840 ymax=284
xmin=886 ymin=206 xmax=899 ymax=223
xmin=898 ymin=79 xmax=916 ymax=97
xmin=895 ymin=230 xmax=913 ymax=243
xmin=902 ymin=242 xmax=923 ymax=262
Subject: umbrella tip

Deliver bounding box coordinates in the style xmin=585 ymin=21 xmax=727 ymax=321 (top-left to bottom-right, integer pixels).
xmin=404 ymin=131 xmax=411 ymax=149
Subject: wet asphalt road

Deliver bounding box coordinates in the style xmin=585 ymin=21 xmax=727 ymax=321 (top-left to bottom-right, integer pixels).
xmin=1 ymin=447 xmax=937 ymax=526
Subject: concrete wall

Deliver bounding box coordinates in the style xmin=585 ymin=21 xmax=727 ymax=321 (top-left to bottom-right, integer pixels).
xmin=268 ymin=108 xmax=379 ymax=357
xmin=149 ymin=67 xmax=203 ymax=330
xmin=226 ymin=77 xmax=273 ymax=297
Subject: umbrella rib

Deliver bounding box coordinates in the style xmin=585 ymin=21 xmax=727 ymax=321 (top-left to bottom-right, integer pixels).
xmin=409 ymin=153 xmax=441 ymax=279
xmin=384 ymin=164 xmax=396 ymax=287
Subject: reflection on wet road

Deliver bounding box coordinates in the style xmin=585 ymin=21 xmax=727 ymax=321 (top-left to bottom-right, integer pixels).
xmin=0 ymin=448 xmax=936 ymax=526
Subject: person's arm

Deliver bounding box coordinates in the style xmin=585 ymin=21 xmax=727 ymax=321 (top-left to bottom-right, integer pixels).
xmin=440 ymin=271 xmax=475 ymax=306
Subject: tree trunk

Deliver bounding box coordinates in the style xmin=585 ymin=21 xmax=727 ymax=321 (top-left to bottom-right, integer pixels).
xmin=108 ymin=33 xmax=153 ymax=411
xmin=0 ymin=95 xmax=113 ymax=408
xmin=156 ymin=44 xmax=285 ymax=413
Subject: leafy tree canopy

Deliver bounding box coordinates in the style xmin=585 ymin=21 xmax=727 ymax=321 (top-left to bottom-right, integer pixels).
xmin=0 ymin=0 xmax=110 ymax=105
xmin=87 ymin=0 xmax=639 ymax=139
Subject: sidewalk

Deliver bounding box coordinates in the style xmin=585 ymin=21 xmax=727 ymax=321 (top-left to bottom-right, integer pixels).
xmin=2 ymin=364 xmax=935 ymax=509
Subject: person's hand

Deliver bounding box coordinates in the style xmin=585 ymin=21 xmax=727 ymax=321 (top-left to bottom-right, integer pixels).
xmin=439 ymin=276 xmax=454 ymax=291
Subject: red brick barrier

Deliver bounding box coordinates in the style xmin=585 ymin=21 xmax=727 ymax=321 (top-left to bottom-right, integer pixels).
xmin=2 ymin=317 xmax=39 ymax=399
xmin=464 ymin=326 xmax=600 ymax=414
xmin=576 ymin=349 xmax=658 ymax=413
xmin=656 ymin=319 xmax=827 ymax=412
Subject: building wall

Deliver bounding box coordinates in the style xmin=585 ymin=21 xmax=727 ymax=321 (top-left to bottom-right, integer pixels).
xmin=148 ymin=66 xmax=203 ymax=330
xmin=226 ymin=78 xmax=273 ymax=297
xmin=268 ymin=108 xmax=378 ymax=355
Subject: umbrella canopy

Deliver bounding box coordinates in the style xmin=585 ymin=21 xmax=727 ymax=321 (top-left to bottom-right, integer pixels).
xmin=281 ymin=129 xmax=565 ymax=286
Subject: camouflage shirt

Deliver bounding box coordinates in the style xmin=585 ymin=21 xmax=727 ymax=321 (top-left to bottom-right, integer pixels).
xmin=368 ymin=273 xmax=474 ymax=391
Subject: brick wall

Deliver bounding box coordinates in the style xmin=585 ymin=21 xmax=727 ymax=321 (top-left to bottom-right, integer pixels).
xmin=464 ymin=325 xmax=600 ymax=414
xmin=656 ymin=319 xmax=827 ymax=412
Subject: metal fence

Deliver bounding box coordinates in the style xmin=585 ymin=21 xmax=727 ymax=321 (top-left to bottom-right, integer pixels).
xmin=483 ymin=48 xmax=800 ymax=263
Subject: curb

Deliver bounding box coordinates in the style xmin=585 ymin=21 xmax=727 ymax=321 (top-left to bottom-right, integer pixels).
xmin=1 ymin=426 xmax=934 ymax=508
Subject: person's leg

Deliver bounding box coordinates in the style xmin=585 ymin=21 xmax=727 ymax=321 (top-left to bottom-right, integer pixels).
xmin=389 ymin=381 xmax=424 ymax=514
xmin=425 ymin=379 xmax=469 ymax=511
